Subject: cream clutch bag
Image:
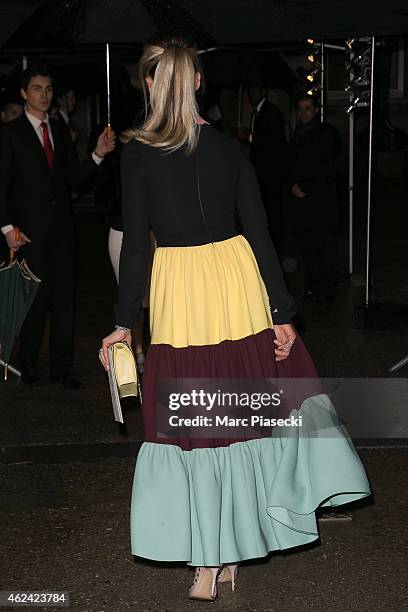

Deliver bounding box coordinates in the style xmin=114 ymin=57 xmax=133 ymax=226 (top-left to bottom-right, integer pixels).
xmin=107 ymin=342 xmax=140 ymax=423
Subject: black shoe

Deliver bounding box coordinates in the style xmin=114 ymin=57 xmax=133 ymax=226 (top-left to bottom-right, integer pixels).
xmin=21 ymin=367 xmax=41 ymax=386
xmin=51 ymin=372 xmax=83 ymax=390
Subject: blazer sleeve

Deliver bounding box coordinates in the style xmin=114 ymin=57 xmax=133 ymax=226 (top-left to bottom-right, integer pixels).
xmin=0 ymin=126 xmax=14 ymax=228
xmin=114 ymin=141 xmax=151 ymax=327
xmin=236 ymin=152 xmax=296 ymax=324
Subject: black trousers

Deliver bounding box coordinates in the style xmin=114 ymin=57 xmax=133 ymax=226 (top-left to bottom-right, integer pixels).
xmin=287 ymin=195 xmax=338 ymax=296
xmin=296 ymin=226 xmax=338 ymax=295
xmin=18 ymin=233 xmax=76 ymax=376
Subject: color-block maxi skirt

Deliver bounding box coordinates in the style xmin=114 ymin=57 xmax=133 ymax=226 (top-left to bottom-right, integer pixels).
xmin=130 ymin=235 xmax=371 ymax=566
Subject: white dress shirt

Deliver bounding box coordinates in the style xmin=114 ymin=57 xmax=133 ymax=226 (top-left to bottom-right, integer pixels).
xmin=1 ymin=110 xmax=103 ymax=236
xmin=26 ymin=110 xmax=55 ymax=149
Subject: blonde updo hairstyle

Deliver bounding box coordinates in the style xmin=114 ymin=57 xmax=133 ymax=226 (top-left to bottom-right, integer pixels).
xmin=123 ymin=34 xmax=203 ymax=154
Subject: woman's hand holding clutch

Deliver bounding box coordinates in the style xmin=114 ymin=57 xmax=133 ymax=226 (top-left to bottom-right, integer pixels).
xmin=99 ymin=328 xmax=132 ymax=371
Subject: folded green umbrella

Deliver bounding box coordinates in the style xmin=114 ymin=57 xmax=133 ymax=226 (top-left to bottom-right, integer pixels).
xmin=0 ymin=258 xmax=41 ymax=380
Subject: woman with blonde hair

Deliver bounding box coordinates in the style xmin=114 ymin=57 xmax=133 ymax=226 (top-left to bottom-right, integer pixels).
xmin=100 ymin=34 xmax=370 ymax=602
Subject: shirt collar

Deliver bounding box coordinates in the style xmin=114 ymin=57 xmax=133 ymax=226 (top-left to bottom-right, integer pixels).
xmin=59 ymin=109 xmax=69 ymax=124
xmin=25 ymin=109 xmax=50 ymax=129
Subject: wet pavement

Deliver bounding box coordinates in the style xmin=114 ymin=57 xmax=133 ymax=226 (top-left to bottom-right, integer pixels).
xmin=1 ymin=187 xmax=408 ymax=611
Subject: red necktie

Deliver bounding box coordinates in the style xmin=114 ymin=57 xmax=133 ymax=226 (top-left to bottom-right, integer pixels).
xmin=40 ymin=121 xmax=55 ymax=169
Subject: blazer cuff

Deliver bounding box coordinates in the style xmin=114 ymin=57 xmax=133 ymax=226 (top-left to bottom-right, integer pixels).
xmin=271 ymin=304 xmax=297 ymax=325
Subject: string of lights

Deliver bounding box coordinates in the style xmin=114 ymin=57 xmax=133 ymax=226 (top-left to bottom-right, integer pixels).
xmin=305 ymin=38 xmax=322 ymax=97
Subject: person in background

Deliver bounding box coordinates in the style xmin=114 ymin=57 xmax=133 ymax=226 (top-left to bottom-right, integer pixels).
xmin=94 ymin=137 xmax=154 ymax=374
xmin=0 ymin=98 xmax=23 ymax=264
xmin=248 ymin=85 xmax=288 ymax=255
xmin=94 ymin=76 xmax=151 ymax=371
xmin=286 ymin=94 xmax=342 ymax=303
xmin=0 ymin=98 xmax=23 ymax=123
xmin=0 ymin=65 xmax=115 ymax=388
xmin=49 ymin=104 xmax=62 ymax=121
xmin=57 ymin=87 xmax=77 ymax=142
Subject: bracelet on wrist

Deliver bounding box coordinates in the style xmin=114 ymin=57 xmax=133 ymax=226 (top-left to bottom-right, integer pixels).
xmin=115 ymin=325 xmax=130 ymax=333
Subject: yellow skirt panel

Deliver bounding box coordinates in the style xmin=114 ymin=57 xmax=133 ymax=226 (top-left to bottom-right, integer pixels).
xmin=149 ymin=234 xmax=273 ymax=348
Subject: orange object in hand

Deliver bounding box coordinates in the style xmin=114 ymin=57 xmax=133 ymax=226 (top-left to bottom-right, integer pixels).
xmin=9 ymin=226 xmax=20 ymax=264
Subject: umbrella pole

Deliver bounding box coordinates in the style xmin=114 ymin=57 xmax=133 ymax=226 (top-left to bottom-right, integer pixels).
xmin=106 ymin=43 xmax=113 ymax=137
xmin=365 ymin=36 xmax=375 ymax=308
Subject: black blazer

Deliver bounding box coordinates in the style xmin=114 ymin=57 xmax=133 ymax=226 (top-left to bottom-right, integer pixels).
xmin=250 ymin=100 xmax=287 ymax=179
xmin=0 ymin=114 xmax=97 ymax=242
xmin=115 ymin=124 xmax=296 ymax=328
xmin=286 ymin=120 xmax=342 ymax=228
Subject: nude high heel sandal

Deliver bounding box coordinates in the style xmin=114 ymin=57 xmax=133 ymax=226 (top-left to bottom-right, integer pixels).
xmin=217 ymin=563 xmax=239 ymax=592
xmin=188 ymin=566 xmax=222 ymax=601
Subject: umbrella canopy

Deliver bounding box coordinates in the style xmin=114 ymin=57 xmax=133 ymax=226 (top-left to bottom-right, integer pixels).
xmin=2 ymin=0 xmax=408 ymax=51
xmin=3 ymin=0 xmax=217 ymax=52
xmin=177 ymin=0 xmax=408 ymax=43
xmin=204 ymin=50 xmax=297 ymax=90
xmin=0 ymin=259 xmax=41 ymax=365
xmin=0 ymin=0 xmax=44 ymax=49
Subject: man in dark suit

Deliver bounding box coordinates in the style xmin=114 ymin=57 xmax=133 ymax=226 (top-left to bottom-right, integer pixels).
xmin=286 ymin=94 xmax=342 ymax=302
xmin=248 ymin=85 xmax=288 ymax=255
xmin=0 ymin=65 xmax=115 ymax=387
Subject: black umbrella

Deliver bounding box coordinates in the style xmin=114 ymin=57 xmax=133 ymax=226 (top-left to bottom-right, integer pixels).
xmin=4 ymin=0 xmax=216 ymax=131
xmin=4 ymin=0 xmax=216 ymax=52
xmin=205 ymin=50 xmax=297 ymax=90
xmin=177 ymin=0 xmax=408 ymax=43
xmin=203 ymin=49 xmax=297 ymax=128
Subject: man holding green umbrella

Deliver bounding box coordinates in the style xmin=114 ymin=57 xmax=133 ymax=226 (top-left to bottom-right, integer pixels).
xmin=0 ymin=64 xmax=115 ymax=387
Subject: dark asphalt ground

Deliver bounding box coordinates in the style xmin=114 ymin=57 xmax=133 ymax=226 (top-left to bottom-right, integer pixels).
xmin=0 ymin=449 xmax=407 ymax=612
xmin=1 ymin=180 xmax=408 ymax=611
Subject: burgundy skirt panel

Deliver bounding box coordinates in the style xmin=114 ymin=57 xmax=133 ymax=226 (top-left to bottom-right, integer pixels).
xmin=141 ymin=328 xmax=322 ymax=451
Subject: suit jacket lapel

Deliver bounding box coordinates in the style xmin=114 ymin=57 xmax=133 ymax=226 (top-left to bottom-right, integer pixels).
xmin=50 ymin=119 xmax=63 ymax=171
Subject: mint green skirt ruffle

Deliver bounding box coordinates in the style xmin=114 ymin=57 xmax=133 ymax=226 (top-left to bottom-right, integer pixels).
xmin=130 ymin=394 xmax=371 ymax=566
